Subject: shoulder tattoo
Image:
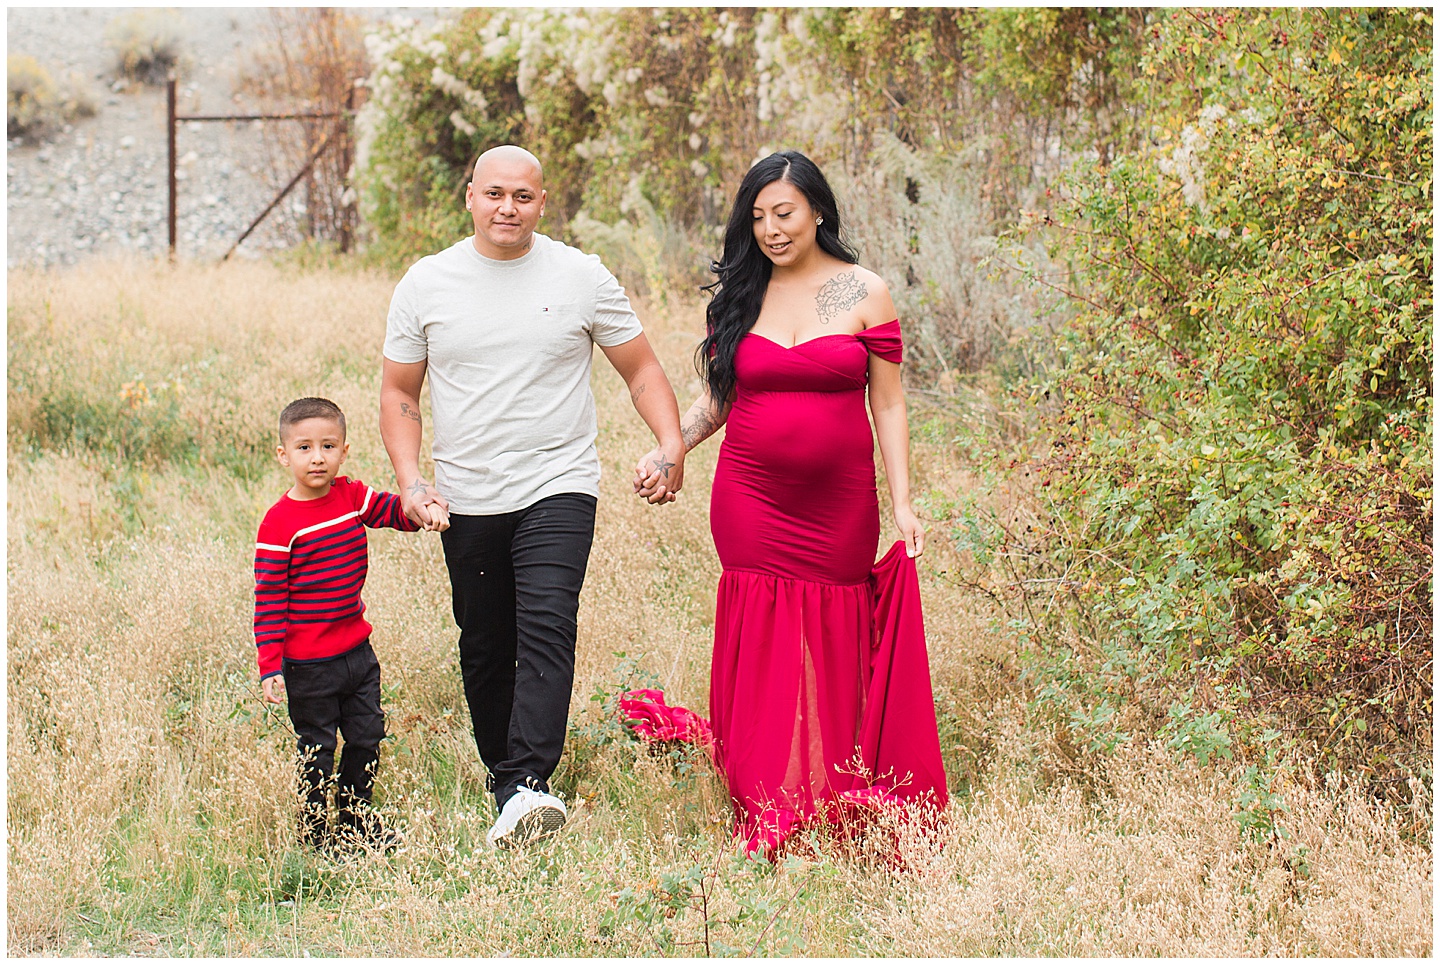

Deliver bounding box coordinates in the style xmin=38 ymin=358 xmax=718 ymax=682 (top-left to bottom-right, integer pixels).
xmin=815 ymin=271 xmax=868 ymax=325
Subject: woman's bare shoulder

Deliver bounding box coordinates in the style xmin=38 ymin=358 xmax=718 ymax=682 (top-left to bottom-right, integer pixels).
xmin=847 ymin=265 xmax=897 ymax=328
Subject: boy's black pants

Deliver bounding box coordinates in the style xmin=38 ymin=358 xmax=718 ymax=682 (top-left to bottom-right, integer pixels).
xmin=284 ymin=640 xmax=385 ymax=843
xmin=440 ymin=493 xmax=596 ymax=811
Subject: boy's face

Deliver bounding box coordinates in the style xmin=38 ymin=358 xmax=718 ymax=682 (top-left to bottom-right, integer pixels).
xmin=276 ymin=416 xmax=348 ymax=498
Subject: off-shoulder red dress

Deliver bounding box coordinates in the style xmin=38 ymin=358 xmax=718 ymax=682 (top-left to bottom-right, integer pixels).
xmin=707 ymin=319 xmax=948 ymax=849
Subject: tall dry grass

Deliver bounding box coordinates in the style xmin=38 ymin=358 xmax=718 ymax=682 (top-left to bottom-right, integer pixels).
xmin=6 ymin=258 xmax=1431 ymax=955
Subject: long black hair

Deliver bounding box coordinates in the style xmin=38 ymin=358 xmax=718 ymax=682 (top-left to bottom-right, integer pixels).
xmin=697 ymin=151 xmax=859 ymax=404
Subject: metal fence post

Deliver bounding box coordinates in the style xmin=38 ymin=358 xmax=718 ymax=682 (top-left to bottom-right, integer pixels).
xmin=167 ymin=74 xmax=177 ymax=262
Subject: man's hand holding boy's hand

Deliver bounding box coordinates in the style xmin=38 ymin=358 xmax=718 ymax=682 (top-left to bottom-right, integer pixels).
xmin=262 ymin=675 xmax=286 ymax=704
xmin=413 ymin=499 xmax=451 ymax=532
xmin=426 ymin=501 xmax=451 ymax=531
xmin=402 ymin=478 xmax=450 ymax=532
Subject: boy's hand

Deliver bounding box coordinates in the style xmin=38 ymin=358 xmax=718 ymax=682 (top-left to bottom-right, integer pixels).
xmin=402 ymin=478 xmax=449 ymax=532
xmin=413 ymin=500 xmax=451 ymax=532
xmin=262 ymin=675 xmax=286 ymax=704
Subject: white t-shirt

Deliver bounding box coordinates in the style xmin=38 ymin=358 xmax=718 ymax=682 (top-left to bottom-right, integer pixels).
xmin=383 ymin=234 xmax=643 ymax=514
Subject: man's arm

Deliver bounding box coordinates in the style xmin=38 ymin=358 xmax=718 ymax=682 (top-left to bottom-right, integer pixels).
xmin=379 ymin=356 xmax=448 ymax=529
xmin=598 ymin=333 xmax=685 ymax=504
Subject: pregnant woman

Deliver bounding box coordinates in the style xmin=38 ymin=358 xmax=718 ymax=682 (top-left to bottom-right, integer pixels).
xmin=634 ymin=150 xmax=947 ymax=852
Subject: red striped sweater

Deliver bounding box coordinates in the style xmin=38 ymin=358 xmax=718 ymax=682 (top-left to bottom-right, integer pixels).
xmin=253 ymin=476 xmax=419 ymax=680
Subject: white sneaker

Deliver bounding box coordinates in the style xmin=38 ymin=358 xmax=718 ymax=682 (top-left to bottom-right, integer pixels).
xmin=486 ymin=787 xmax=567 ymax=850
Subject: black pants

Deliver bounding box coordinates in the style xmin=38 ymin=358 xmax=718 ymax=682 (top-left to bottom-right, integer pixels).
xmin=441 ymin=492 xmax=596 ymax=810
xmin=284 ymin=640 xmax=385 ymax=843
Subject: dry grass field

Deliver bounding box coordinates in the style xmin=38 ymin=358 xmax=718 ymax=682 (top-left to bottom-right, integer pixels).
xmin=6 ymin=258 xmax=1431 ymax=955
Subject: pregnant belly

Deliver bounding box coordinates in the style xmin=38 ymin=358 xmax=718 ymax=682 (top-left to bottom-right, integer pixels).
xmin=710 ymin=390 xmax=879 ymax=583
xmin=721 ymin=390 xmax=875 ymax=486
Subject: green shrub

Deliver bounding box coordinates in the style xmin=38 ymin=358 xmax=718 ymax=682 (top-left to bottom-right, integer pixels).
xmin=1018 ymin=9 xmax=1431 ymax=785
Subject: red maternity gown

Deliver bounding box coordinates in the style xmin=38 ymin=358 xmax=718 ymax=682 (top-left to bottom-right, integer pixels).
xmin=706 ymin=319 xmax=948 ymax=848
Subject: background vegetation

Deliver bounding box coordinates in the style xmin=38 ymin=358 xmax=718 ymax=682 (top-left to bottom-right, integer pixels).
xmin=1015 ymin=8 xmax=1431 ymax=799
xmin=6 ymin=54 xmax=95 ymax=138
xmin=237 ymin=9 xmax=370 ymax=251
xmin=351 ymin=5 xmax=1431 ymax=793
xmin=7 ymin=5 xmax=1431 ymax=956
xmin=6 ymin=259 xmax=1429 ymax=955
xmin=102 ymin=7 xmax=189 ymax=86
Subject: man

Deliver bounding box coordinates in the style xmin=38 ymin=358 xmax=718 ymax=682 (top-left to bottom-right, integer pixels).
xmin=380 ymin=145 xmax=684 ymax=848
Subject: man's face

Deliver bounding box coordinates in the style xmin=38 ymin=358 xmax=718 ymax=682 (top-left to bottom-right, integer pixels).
xmin=465 ymin=155 xmax=546 ymax=260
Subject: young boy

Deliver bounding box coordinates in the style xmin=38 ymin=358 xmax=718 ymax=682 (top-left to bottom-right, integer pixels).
xmin=254 ymin=397 xmax=448 ymax=851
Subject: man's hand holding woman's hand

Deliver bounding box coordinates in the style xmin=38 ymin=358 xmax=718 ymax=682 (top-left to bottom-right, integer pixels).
xmin=633 ymin=444 xmax=685 ymax=504
xmin=402 ymin=479 xmax=451 ymax=531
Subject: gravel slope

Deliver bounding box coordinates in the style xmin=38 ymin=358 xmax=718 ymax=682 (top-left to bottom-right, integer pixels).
xmin=6 ymin=7 xmax=428 ymax=268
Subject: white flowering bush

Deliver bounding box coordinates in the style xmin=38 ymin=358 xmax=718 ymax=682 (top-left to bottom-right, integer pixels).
xmin=355 ymin=11 xmax=529 ymax=262
xmin=355 ymin=9 xmax=792 ymax=266
xmin=352 ymin=7 xmax=1145 ymax=371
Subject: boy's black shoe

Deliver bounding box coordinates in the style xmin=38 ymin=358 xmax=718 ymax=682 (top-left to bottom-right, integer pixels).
xmin=300 ymin=806 xmax=332 ymax=852
xmin=337 ymin=804 xmax=402 ymax=854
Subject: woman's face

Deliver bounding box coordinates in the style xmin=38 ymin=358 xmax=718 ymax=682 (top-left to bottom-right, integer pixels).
xmin=751 ymin=179 xmax=818 ymax=268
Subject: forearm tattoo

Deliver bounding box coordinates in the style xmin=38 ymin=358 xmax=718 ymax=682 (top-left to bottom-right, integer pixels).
xmin=815 ymin=271 xmax=868 ymax=325
xmin=681 ymin=411 xmax=719 ymax=452
xmin=630 ymin=382 xmax=647 ymax=403
xmin=406 ymin=478 xmax=430 ymax=497
xmin=399 ymin=402 xmax=422 ymax=423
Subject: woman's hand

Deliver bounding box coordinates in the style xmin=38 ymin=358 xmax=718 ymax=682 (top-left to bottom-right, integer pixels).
xmin=633 ymin=446 xmax=683 ymax=503
xmin=894 ymin=505 xmax=925 ymax=559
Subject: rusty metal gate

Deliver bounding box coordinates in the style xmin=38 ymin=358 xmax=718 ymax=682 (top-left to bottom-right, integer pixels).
xmin=165 ymin=74 xmax=362 ymax=261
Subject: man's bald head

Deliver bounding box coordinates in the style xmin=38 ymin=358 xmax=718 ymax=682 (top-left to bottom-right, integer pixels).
xmin=465 ymin=145 xmax=548 ymax=261
xmin=473 ymin=145 xmax=544 ymax=186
